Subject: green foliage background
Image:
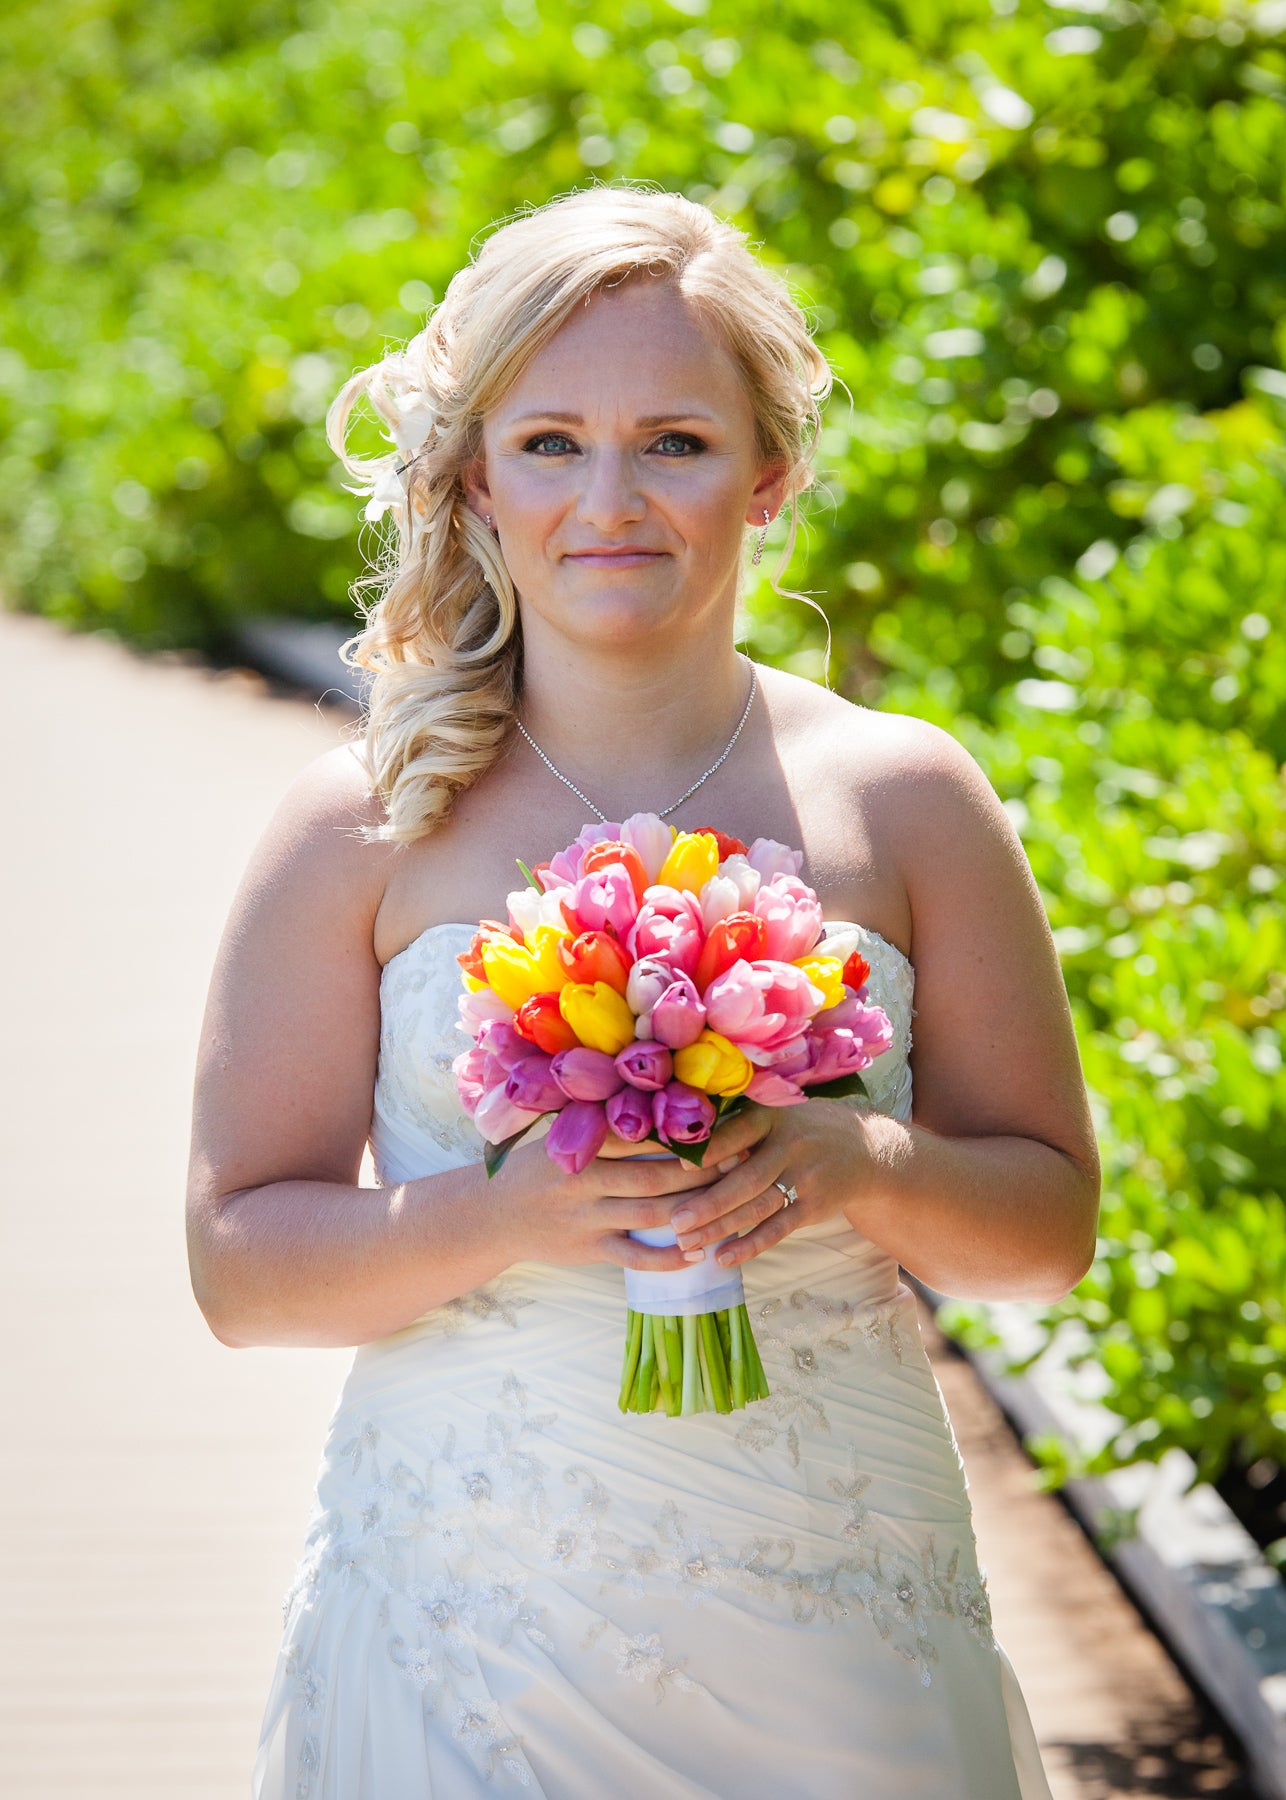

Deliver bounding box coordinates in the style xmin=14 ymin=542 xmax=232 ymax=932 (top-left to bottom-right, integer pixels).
xmin=3 ymin=0 xmax=1283 ymax=1520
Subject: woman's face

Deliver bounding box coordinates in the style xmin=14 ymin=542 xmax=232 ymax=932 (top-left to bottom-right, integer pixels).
xmin=465 ymin=278 xmax=785 ymax=655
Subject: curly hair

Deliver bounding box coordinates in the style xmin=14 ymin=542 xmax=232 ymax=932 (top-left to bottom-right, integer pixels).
xmin=327 ymin=185 xmax=833 ymax=845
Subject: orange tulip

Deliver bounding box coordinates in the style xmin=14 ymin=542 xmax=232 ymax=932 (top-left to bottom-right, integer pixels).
xmin=842 ymin=951 xmax=871 ymax=992
xmin=691 ymin=827 xmax=748 ymax=860
xmin=456 ymin=918 xmax=521 ymax=982
xmin=582 ymin=840 xmax=648 ymax=905
xmin=513 ymin=992 xmax=580 ymax=1054
xmin=693 ymin=912 xmax=768 ymax=995
xmin=556 ymin=929 xmax=633 ymax=994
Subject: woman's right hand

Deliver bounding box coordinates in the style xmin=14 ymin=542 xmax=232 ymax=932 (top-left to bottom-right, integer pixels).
xmin=484 ymin=1128 xmax=751 ymax=1272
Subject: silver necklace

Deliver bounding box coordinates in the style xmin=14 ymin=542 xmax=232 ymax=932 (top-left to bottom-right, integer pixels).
xmin=515 ymin=659 xmax=757 ymax=823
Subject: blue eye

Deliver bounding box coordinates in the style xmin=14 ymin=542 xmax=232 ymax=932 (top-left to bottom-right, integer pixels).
xmin=523 ymin=432 xmax=577 ymax=455
xmin=654 ymin=432 xmax=705 ymax=455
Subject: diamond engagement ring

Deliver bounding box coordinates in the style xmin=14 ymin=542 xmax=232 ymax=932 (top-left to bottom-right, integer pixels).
xmin=773 ymin=1179 xmax=798 ymax=1208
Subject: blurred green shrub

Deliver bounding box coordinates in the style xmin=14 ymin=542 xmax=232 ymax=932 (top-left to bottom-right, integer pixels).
xmin=2 ymin=0 xmax=1282 ymax=1497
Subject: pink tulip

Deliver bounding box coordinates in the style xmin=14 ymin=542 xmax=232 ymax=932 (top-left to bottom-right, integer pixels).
xmin=652 ymin=1081 xmax=716 ymax=1146
xmin=704 ymin=958 xmax=824 ymax=1051
xmin=619 ymin=812 xmax=674 ymax=884
xmin=615 ymin=1040 xmax=674 ymax=1091
xmin=816 ymin=995 xmax=896 ymax=1053
xmin=563 ymin=863 xmax=639 ymax=937
xmin=453 ymin=1046 xmax=491 ymax=1118
xmin=458 ymin=987 xmax=514 ymax=1036
xmin=751 ymin=875 xmax=825 ymax=962
xmin=541 ymin=821 xmax=623 ymax=889
xmin=627 ymin=889 xmax=703 ymax=977
xmin=605 ymin=1086 xmax=654 ymax=1142
xmin=504 ymin=1052 xmax=565 ymax=1112
xmin=745 ymin=1032 xmax=814 ymax=1074
xmin=625 ymin=954 xmax=677 ymax=1033
xmin=649 ymin=975 xmax=707 ymax=1049
xmin=697 ymin=873 xmax=745 ymax=932
xmin=546 ymin=1100 xmax=611 ymax=1174
xmin=746 ymin=837 xmax=804 ymax=882
xmin=551 ymin=1046 xmax=624 ymax=1102
xmin=745 ymin=1069 xmax=809 ymax=1106
xmin=473 ymin=1083 xmax=545 ymax=1145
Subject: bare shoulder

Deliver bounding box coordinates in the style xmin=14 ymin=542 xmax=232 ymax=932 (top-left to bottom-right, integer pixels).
xmin=240 ymin=738 xmax=397 ymax=936
xmin=759 ymin=663 xmax=996 ymax=815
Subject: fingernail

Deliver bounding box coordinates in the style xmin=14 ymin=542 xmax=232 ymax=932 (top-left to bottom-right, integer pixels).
xmin=683 ymin=1249 xmax=706 ymax=1263
xmin=718 ymin=1155 xmax=740 ymax=1173
xmin=672 ymin=1210 xmax=694 ymax=1230
xmin=716 ymin=1251 xmax=734 ymax=1266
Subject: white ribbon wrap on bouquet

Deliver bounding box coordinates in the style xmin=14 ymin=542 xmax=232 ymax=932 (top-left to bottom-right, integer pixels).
xmin=624 ymin=1226 xmax=746 ymax=1317
xmin=621 ymin=1150 xmax=746 ymax=1316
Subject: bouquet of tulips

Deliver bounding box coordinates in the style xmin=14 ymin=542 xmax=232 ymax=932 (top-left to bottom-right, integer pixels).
xmin=453 ymin=814 xmax=893 ymax=1417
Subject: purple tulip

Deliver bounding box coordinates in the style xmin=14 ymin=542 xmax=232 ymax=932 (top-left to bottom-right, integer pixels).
xmin=614 ymin=1039 xmax=674 ymax=1092
xmin=504 ymin=1052 xmax=565 ymax=1113
xmin=551 ymin=1046 xmax=624 ymax=1102
xmin=605 ymin=1086 xmax=654 ymax=1142
xmin=473 ymin=1083 xmax=544 ymax=1145
xmin=477 ymin=1019 xmax=543 ymax=1071
xmin=802 ymin=1006 xmax=894 ymax=1084
xmin=649 ymin=974 xmax=707 ymax=1049
xmin=652 ymin=1080 xmax=716 ymax=1147
xmin=546 ymin=1100 xmax=611 ymax=1174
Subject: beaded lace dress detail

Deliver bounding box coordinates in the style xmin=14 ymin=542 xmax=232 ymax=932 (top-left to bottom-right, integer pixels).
xmin=253 ymin=925 xmax=1051 ymax=1800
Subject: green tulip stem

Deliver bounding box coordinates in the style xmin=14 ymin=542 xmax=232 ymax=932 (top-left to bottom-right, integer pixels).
xmin=618 ymin=1308 xmax=643 ymax=1411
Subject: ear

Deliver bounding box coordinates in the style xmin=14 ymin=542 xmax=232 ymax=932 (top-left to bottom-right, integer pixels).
xmin=746 ymin=460 xmax=790 ymax=526
xmin=461 ymin=454 xmax=494 ymax=522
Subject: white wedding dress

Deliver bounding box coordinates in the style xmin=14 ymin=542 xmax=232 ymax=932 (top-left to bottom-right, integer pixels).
xmin=254 ymin=923 xmax=1052 ymax=1799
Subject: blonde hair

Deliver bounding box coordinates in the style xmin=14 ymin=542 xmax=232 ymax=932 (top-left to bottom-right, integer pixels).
xmin=328 ymin=185 xmax=833 ymax=845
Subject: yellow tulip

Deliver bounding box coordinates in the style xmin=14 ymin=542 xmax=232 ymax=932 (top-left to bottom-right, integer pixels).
xmin=527 ymin=925 xmax=571 ymax=990
xmin=673 ymin=1029 xmax=754 ymax=1097
xmin=793 ymin=954 xmax=845 ymax=1010
xmin=656 ymin=831 xmax=720 ymax=895
xmin=480 ymin=926 xmax=570 ymax=1008
xmin=559 ymin=981 xmax=637 ymax=1056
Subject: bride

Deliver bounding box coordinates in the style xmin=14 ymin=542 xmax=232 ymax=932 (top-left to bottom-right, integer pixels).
xmin=187 ymin=186 xmax=1098 ymax=1798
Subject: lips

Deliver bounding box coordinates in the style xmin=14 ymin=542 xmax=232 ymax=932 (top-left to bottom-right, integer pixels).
xmin=565 ymin=547 xmax=666 ymax=567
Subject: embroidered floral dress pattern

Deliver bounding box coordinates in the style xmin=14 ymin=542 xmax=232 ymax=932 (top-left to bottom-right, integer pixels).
xmin=255 ymin=926 xmax=1039 ymax=1800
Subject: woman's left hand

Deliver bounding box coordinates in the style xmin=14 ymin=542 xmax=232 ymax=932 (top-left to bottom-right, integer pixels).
xmin=667 ymin=1099 xmax=871 ymax=1268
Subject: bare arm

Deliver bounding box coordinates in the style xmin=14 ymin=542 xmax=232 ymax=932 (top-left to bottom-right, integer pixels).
xmin=666 ymin=718 xmax=1100 ymax=1303
xmin=186 ymin=748 xmax=718 ymax=1349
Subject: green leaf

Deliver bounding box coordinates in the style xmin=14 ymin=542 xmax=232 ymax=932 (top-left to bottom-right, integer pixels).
xmin=483 ymin=1113 xmax=549 ymax=1178
xmin=804 ymin=1073 xmax=871 ymax=1101
xmin=515 ymin=858 xmax=542 ymax=892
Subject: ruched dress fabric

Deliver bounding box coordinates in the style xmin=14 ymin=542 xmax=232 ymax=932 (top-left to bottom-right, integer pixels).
xmin=253 ymin=923 xmax=1052 ymax=1800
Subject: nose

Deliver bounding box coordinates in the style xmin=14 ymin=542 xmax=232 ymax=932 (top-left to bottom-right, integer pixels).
xmin=575 ymin=447 xmax=646 ymax=532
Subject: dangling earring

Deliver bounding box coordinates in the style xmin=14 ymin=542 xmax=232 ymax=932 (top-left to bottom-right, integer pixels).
xmin=484 ymin=514 xmax=493 ymax=531
xmin=751 ymin=508 xmax=771 ymax=567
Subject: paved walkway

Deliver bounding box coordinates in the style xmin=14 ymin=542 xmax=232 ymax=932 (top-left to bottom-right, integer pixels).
xmin=0 ymin=608 xmax=1250 ymax=1796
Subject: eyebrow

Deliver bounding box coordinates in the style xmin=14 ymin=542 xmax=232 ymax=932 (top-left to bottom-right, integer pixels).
xmin=506 ymin=410 xmax=718 ymax=427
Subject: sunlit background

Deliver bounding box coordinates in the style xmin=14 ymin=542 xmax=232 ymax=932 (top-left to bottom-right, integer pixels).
xmin=3 ymin=0 xmax=1283 ymax=1665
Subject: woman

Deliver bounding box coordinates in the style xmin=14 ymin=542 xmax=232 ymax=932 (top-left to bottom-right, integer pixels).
xmin=187 ymin=187 xmax=1098 ymax=1798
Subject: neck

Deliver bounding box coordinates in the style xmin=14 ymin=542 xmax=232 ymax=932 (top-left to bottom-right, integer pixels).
xmin=515 ymin=627 xmax=754 ymax=821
